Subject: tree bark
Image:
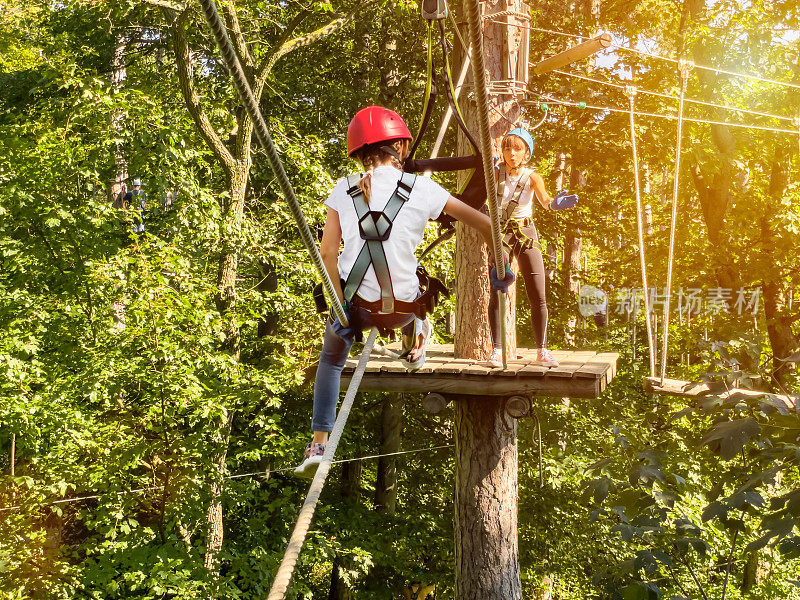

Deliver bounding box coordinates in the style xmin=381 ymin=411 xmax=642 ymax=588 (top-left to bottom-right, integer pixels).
xmin=451 ymin=1 xmax=527 ymax=597
xmin=453 ymin=394 xmax=520 ymax=600
xmin=109 ymin=31 xmax=128 ymax=208
xmin=375 ymin=394 xmax=402 ymax=514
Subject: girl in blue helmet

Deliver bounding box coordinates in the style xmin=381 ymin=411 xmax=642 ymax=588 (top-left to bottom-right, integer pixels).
xmin=486 ymin=127 xmax=578 ymax=368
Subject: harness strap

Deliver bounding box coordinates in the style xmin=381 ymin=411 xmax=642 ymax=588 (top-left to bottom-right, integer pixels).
xmin=344 ymin=172 xmax=417 ymax=313
xmin=497 ymin=165 xmax=533 ymax=222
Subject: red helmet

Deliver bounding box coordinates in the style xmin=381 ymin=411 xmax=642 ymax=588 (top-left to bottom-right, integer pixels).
xmin=346 ymin=105 xmax=413 ymax=156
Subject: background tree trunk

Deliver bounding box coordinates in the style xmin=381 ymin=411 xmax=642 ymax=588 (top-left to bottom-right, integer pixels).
xmin=375 ymin=394 xmax=403 ymax=514
xmin=109 ymin=31 xmax=128 ymax=208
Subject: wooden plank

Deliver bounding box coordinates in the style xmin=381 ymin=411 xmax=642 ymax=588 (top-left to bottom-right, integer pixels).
xmin=548 ymin=352 xmax=596 ymax=378
xmin=517 ymin=362 xmax=549 ymax=377
xmin=499 ymin=358 xmax=533 ymax=376
xmin=574 ymin=354 xmax=619 ymax=382
xmin=438 ymin=359 xmax=476 ymax=375
xmin=341 ymin=373 xmax=600 ymax=397
xmin=463 ymin=362 xmax=502 ymax=376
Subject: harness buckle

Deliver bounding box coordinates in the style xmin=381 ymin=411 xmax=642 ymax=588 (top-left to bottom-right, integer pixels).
xmin=358 ymin=211 xmax=393 ymax=241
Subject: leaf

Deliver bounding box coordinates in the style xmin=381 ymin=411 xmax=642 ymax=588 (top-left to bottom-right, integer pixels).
xmin=778 ymin=536 xmax=800 ymax=559
xmin=674 ymin=518 xmax=701 ymax=535
xmin=745 ymin=533 xmax=773 ymax=553
xmin=700 ymin=418 xmax=761 ymax=460
xmin=629 ymin=465 xmax=666 ymax=487
xmin=589 ymin=476 xmax=614 ymax=503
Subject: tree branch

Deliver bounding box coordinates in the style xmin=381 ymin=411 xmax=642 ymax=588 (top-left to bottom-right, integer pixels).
xmin=172 ymin=9 xmax=236 ymax=175
xmin=220 ymin=2 xmax=254 ymax=74
xmin=258 ymin=5 xmax=369 ymax=80
xmin=144 ymin=0 xmax=186 ymax=12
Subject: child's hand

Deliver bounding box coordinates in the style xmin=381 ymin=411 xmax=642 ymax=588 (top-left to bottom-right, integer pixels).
xmin=329 ymin=305 xmax=354 ymax=341
xmin=551 ymin=190 xmax=579 ymax=210
xmin=490 ymin=266 xmax=516 ymax=293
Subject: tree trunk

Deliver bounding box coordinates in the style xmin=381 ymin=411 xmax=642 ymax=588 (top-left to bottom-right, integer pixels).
xmin=562 ymin=230 xmax=581 ymax=345
xmin=453 ymin=394 xmax=520 ymax=599
xmin=108 ymin=31 xmax=128 ymax=208
xmin=452 ymin=1 xmax=527 ymax=597
xmin=375 ymin=394 xmax=403 ymax=514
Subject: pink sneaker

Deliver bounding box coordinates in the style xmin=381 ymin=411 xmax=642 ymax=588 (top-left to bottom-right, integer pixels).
xmin=485 ymin=348 xmax=503 ymax=368
xmin=535 ymin=348 xmax=559 ymax=368
xmin=294 ymin=442 xmax=325 ymax=478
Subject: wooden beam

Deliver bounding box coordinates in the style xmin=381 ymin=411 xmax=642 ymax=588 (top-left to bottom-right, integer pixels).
xmin=533 ymin=33 xmax=613 ymax=75
xmin=341 ymin=373 xmax=601 ymax=397
xmin=643 ymin=377 xmax=797 ymax=411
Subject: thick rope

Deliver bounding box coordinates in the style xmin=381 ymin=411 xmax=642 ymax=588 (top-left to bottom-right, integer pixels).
xmin=660 ymin=61 xmax=693 ymax=384
xmin=464 ymin=0 xmax=508 ymax=368
xmin=626 ymin=87 xmax=656 ymax=378
xmin=197 ymin=0 xmax=348 ymax=327
xmin=267 ymin=327 xmax=378 ymax=600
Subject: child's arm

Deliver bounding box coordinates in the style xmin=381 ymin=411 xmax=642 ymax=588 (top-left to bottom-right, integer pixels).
xmin=319 ymin=207 xmax=345 ymax=304
xmin=529 ymin=172 xmax=553 ymax=211
xmin=442 ymin=196 xmax=508 ymax=264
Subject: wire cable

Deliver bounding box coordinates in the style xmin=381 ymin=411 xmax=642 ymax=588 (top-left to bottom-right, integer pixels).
xmin=616 ymin=44 xmax=800 ymax=91
xmin=524 ymin=91 xmax=800 ymax=135
xmin=551 ymin=69 xmax=796 ymax=123
xmin=465 ymin=0 xmax=508 ymax=369
xmin=0 ymin=444 xmax=454 ymax=513
xmin=197 ymin=0 xmax=348 ymax=327
xmin=487 ymin=21 xmax=800 ymax=91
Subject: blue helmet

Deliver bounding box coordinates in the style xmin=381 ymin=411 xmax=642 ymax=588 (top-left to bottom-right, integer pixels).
xmin=504 ymin=128 xmax=534 ymax=159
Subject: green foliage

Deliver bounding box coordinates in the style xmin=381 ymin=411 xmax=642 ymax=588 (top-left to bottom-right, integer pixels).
xmin=1 ymin=0 xmax=799 ymax=599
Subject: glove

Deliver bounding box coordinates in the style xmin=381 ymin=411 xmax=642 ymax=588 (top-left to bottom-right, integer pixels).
xmin=329 ymin=304 xmax=354 ymax=341
xmin=490 ymin=265 xmax=516 ymax=293
xmin=551 ymin=190 xmax=579 ymax=211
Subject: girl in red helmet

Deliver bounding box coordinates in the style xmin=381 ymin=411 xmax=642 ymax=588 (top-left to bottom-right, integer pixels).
xmin=296 ymin=106 xmax=499 ymax=477
xmin=485 ymin=128 xmax=578 ymax=369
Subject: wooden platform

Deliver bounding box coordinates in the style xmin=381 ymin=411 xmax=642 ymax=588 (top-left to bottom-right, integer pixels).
xmin=644 ymin=377 xmax=798 ymax=411
xmin=341 ymin=344 xmax=619 ymax=398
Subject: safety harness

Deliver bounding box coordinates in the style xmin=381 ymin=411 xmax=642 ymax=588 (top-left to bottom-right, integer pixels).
xmin=496 ymin=165 xmax=544 ymax=257
xmin=314 ymin=173 xmax=449 ymax=321
xmin=497 ymin=164 xmax=533 ymax=222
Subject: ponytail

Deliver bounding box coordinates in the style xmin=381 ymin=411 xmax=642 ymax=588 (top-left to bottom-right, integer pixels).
xmin=353 ymin=139 xmax=406 ymax=202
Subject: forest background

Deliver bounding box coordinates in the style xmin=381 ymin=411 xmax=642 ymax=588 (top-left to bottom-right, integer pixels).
xmin=1 ymin=0 xmax=799 ymax=598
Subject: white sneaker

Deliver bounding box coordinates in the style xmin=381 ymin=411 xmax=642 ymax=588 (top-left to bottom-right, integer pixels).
xmin=485 ymin=348 xmax=503 ymax=368
xmin=293 ymin=442 xmax=325 ymax=478
xmin=535 ymin=348 xmax=559 ymax=368
xmin=402 ymin=317 xmax=430 ymax=371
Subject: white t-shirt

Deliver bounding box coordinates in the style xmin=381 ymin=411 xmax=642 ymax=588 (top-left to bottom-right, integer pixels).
xmin=325 ymin=165 xmax=451 ymax=304
xmin=501 ymin=168 xmax=536 ymax=221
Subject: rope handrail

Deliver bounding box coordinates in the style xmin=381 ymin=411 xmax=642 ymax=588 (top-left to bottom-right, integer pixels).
xmin=465 ymin=0 xmax=509 ymax=369
xmin=660 ymin=61 xmax=692 ymax=385
xmin=625 ymin=86 xmax=656 ymax=378
xmin=266 ymin=327 xmax=378 ymax=600
xmin=551 ymin=69 xmax=797 ymax=123
xmin=197 ymin=0 xmax=348 ymax=327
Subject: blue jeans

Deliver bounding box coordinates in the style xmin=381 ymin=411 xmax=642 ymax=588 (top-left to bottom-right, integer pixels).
xmin=312 ymin=308 xmax=415 ymax=431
